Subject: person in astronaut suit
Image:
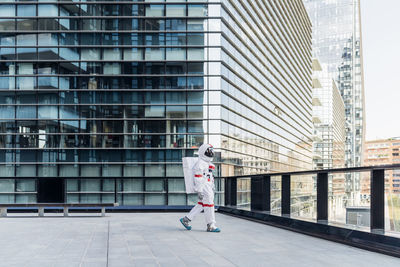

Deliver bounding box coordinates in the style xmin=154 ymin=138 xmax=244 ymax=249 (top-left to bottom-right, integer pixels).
xmin=180 ymin=144 xmax=220 ymax=232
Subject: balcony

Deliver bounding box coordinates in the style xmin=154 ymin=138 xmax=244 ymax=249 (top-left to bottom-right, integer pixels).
xmin=312 ymin=150 xmax=323 ymax=159
xmin=312 ymin=58 xmax=323 ymax=71
xmin=312 ymin=77 xmax=322 ymax=89
xmin=312 ymin=115 xmax=322 ymax=124
xmin=0 ymin=212 xmax=398 ymax=266
xmin=312 ymin=97 xmax=322 ymax=106
xmin=311 ymin=131 xmax=323 ymax=142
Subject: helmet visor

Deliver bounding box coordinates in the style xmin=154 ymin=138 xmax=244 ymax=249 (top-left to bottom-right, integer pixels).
xmin=205 ymin=147 xmax=214 ymax=158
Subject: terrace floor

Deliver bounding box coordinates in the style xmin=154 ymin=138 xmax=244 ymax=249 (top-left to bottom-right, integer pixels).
xmin=0 ymin=212 xmax=398 ymax=266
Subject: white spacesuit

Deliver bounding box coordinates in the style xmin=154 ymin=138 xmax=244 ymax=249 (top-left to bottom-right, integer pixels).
xmin=180 ymin=144 xmax=220 ymax=232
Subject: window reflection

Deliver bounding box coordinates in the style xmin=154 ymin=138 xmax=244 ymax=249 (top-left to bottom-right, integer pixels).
xmin=38 ymin=19 xmax=59 ymax=31
xmin=17 ymin=5 xmax=36 ymax=17
xmin=17 ymin=19 xmax=36 ymax=30
xmin=166 ymin=5 xmax=186 ymax=17
xmin=166 ymin=19 xmax=186 ymax=30
xmin=146 ymin=5 xmax=164 ymax=17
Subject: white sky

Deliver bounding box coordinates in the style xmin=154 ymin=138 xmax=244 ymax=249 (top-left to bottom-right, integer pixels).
xmin=361 ymin=0 xmax=400 ymax=141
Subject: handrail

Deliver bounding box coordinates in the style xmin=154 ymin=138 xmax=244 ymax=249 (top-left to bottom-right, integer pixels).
xmin=219 ymin=163 xmax=400 ymax=179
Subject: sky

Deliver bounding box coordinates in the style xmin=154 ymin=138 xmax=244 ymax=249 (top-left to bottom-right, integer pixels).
xmin=361 ymin=0 xmax=400 ymax=141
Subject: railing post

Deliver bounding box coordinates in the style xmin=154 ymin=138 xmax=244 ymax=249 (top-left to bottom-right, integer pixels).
xmin=114 ymin=178 xmax=117 ymax=204
xmin=62 ymin=178 xmax=66 ymax=203
xmin=281 ymin=174 xmax=290 ymax=216
xmin=225 ymin=177 xmax=237 ymax=206
xmin=317 ymin=172 xmax=328 ymax=222
xmin=371 ymin=169 xmax=385 ymax=232
xmin=251 ymin=175 xmax=270 ymax=211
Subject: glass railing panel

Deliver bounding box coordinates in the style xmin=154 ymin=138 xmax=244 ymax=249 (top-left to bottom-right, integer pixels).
xmin=271 ymin=175 xmax=281 ymax=215
xmin=328 ymin=171 xmax=370 ymax=230
xmin=385 ymin=167 xmax=400 ymax=233
xmin=237 ymin=177 xmax=250 ymax=210
xmin=290 ymin=174 xmax=316 ymax=220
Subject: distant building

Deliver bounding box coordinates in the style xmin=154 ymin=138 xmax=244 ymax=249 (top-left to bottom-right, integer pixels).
xmin=362 ymin=138 xmax=400 ymax=196
xmin=362 ymin=138 xmax=400 ymax=231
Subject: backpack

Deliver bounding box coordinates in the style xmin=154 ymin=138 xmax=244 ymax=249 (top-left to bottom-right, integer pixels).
xmin=182 ymin=157 xmax=198 ymax=194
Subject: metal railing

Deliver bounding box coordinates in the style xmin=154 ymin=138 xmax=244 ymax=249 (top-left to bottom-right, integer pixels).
xmin=222 ymin=164 xmax=400 ymax=232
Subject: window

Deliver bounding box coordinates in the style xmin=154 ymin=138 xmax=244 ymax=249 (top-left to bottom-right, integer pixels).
xmin=187 ymin=19 xmax=204 ymax=30
xmin=166 ymin=19 xmax=185 ymax=30
xmin=187 ymin=63 xmax=203 ymax=74
xmin=188 ymin=5 xmax=207 ymax=17
xmin=0 ymin=5 xmax=15 ymax=17
xmin=166 ymin=5 xmax=186 ymax=17
xmin=38 ymin=5 xmax=58 ymax=17
xmin=103 ymin=49 xmax=121 ymax=60
xmin=104 ymin=63 xmax=121 ymax=75
xmin=187 ymin=33 xmax=204 ymax=45
xmin=124 ymin=48 xmax=143 ymax=60
xmin=146 ymin=5 xmax=164 ymax=17
xmin=145 ymin=48 xmax=165 ymax=60
xmin=17 ymin=5 xmax=36 ymax=17
xmin=81 ymin=33 xmax=101 ymax=45
xmin=81 ymin=49 xmax=100 ymax=60
xmin=166 ymin=33 xmax=186 ymax=46
xmin=187 ymin=48 xmax=204 ymax=60
xmin=166 ymin=48 xmax=186 ymax=60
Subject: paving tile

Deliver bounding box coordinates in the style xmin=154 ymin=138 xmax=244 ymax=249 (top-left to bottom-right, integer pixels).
xmin=132 ymin=258 xmax=160 ymax=267
xmin=81 ymin=261 xmax=107 ymax=267
xmin=108 ymin=260 xmax=135 ymax=267
xmin=157 ymin=257 xmax=186 ymax=267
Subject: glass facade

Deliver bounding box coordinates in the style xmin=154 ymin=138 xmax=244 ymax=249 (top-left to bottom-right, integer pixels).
xmin=216 ymin=0 xmax=313 ymax=177
xmin=312 ymin=59 xmax=345 ymax=170
xmin=0 ymin=0 xmax=312 ymax=206
xmin=304 ymin=0 xmax=365 ymax=202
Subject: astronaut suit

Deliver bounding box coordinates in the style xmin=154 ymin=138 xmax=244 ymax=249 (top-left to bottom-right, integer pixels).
xmin=180 ymin=144 xmax=220 ymax=232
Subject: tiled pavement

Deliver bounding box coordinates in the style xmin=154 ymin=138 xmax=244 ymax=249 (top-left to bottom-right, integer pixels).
xmin=0 ymin=212 xmax=398 ymax=267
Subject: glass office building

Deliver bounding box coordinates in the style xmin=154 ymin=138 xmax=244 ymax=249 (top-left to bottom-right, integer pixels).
xmin=0 ymin=0 xmax=312 ymax=206
xmin=312 ymin=59 xmax=345 ymax=170
xmin=304 ymin=0 xmax=365 ymax=202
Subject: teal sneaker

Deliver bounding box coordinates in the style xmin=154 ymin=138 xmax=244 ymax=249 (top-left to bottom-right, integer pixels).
xmin=207 ymin=224 xmax=221 ymax=232
xmin=180 ymin=217 xmax=192 ymax=230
